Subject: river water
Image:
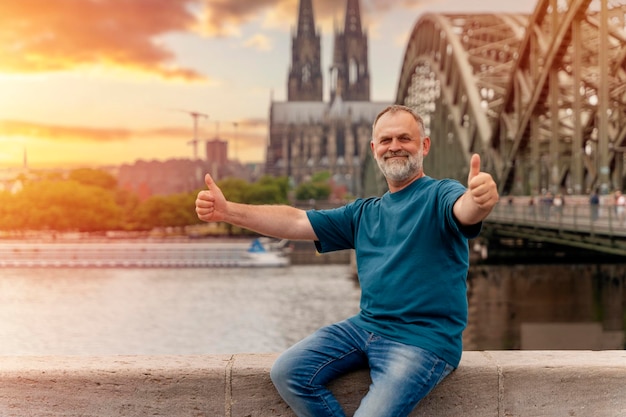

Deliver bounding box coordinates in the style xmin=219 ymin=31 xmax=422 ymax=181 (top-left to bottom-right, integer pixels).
xmin=0 ymin=265 xmax=361 ymax=356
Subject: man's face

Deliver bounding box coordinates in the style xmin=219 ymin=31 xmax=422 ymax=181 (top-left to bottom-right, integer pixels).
xmin=371 ymin=111 xmax=430 ymax=184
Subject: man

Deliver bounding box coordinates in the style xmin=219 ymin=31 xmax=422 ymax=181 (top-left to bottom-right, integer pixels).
xmin=196 ymin=104 xmax=499 ymax=416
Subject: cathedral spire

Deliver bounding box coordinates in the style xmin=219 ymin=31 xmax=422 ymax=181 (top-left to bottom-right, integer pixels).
xmin=344 ymin=0 xmax=362 ymax=35
xmin=287 ymin=0 xmax=323 ymax=101
xmin=330 ymin=0 xmax=370 ymax=102
xmin=296 ymin=0 xmax=316 ymax=38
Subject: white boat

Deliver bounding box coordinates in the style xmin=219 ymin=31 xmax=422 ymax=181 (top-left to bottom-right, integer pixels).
xmin=0 ymin=238 xmax=290 ymax=268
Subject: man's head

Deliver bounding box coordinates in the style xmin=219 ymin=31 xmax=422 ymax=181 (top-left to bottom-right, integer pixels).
xmin=371 ymin=105 xmax=430 ymax=190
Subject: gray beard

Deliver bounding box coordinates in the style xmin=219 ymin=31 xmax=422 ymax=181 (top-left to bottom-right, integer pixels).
xmin=376 ymin=150 xmax=423 ymax=183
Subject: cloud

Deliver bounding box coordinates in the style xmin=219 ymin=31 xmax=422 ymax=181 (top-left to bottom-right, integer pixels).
xmin=0 ymin=0 xmax=417 ymax=79
xmin=0 ymin=119 xmax=196 ymax=143
xmin=243 ymin=34 xmax=273 ymax=51
xmin=366 ymin=0 xmax=425 ymax=13
xmin=237 ymin=118 xmax=268 ymax=129
xmin=0 ymin=0 xmax=206 ymax=81
xmin=198 ymin=0 xmax=286 ymax=35
xmin=0 ymin=120 xmax=134 ymax=142
xmin=0 ymin=118 xmax=268 ymax=145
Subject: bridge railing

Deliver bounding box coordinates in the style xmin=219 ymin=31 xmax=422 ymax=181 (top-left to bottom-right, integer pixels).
xmin=486 ymin=196 xmax=626 ymax=237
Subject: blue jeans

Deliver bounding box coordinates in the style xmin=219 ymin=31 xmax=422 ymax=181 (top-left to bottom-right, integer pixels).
xmin=270 ymin=319 xmax=454 ymax=417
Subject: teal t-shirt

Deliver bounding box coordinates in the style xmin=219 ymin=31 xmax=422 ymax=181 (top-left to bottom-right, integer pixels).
xmin=306 ymin=176 xmax=481 ymax=367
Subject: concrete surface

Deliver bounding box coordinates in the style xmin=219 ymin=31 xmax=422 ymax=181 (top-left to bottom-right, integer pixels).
xmin=0 ymin=351 xmax=625 ymax=416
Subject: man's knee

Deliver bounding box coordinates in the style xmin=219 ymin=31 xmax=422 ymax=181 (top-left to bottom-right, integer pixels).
xmin=270 ymin=353 xmax=287 ymax=387
xmin=270 ymin=349 xmax=302 ymax=389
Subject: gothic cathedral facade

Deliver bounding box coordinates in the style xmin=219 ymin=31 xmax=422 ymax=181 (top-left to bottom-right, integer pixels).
xmin=266 ymin=0 xmax=391 ymax=198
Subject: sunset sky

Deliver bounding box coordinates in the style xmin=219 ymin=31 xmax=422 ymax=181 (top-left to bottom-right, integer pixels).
xmin=0 ymin=0 xmax=537 ymax=170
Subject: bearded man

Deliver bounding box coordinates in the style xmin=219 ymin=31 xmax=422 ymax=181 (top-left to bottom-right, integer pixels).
xmin=196 ymin=104 xmax=499 ymax=417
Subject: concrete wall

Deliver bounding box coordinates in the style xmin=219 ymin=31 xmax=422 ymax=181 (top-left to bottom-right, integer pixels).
xmin=1 ymin=351 xmax=625 ymax=417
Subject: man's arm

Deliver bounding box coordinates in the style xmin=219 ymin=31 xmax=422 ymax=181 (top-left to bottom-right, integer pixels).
xmin=195 ymin=174 xmax=318 ymax=241
xmin=453 ymin=154 xmax=499 ymax=226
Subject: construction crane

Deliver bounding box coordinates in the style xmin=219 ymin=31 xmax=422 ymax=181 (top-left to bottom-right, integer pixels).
xmin=172 ymin=109 xmax=209 ymax=159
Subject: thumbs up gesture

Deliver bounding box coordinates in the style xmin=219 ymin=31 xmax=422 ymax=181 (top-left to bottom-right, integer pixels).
xmin=196 ymin=174 xmax=227 ymax=222
xmin=466 ymin=153 xmax=499 ymax=210
xmin=453 ymin=153 xmax=499 ymax=225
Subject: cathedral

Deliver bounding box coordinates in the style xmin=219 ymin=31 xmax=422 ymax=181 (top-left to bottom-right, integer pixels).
xmin=266 ymin=0 xmax=391 ymax=198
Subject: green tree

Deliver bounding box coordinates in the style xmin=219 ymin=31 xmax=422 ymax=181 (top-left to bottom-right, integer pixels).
xmin=69 ymin=168 xmax=117 ymax=190
xmin=311 ymin=171 xmax=331 ymax=182
xmin=14 ymin=180 xmax=122 ymax=231
xmin=114 ymin=188 xmax=142 ymax=230
xmin=257 ymin=175 xmax=289 ymax=201
xmin=0 ymin=191 xmax=22 ymax=231
xmin=217 ymin=176 xmax=289 ymax=205
xmin=0 ymin=172 xmax=293 ymax=234
xmin=131 ymin=192 xmax=200 ymax=231
xmin=246 ymin=176 xmax=289 ymax=204
xmin=295 ymin=171 xmax=332 ymax=201
xmin=217 ymin=178 xmax=250 ymax=203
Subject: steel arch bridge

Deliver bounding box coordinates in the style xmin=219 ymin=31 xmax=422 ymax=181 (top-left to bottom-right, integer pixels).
xmin=385 ymin=0 xmax=626 ymax=198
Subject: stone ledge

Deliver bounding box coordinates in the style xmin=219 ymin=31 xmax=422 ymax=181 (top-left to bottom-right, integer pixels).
xmin=0 ymin=351 xmax=625 ymax=416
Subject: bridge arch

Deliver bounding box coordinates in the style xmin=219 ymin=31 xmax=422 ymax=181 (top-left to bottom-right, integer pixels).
xmin=396 ymin=13 xmax=527 ymax=187
xmin=390 ymin=1 xmax=626 ymax=197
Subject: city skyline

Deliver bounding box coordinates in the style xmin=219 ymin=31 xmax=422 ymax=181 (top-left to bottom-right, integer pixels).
xmin=0 ymin=0 xmax=537 ymax=170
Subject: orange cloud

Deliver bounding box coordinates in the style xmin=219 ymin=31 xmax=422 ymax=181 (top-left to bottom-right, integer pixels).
xmin=0 ymin=0 xmax=205 ymax=81
xmin=237 ymin=118 xmax=268 ymax=130
xmin=199 ymin=0 xmax=284 ymax=35
xmin=0 ymin=119 xmax=207 ymax=144
xmin=0 ymin=120 xmax=133 ymax=142
xmin=0 ymin=0 xmax=406 ymax=80
xmin=0 ymin=118 xmax=267 ymax=145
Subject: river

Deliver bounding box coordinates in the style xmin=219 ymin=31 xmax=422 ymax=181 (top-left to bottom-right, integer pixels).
xmin=0 ymin=265 xmax=361 ymax=356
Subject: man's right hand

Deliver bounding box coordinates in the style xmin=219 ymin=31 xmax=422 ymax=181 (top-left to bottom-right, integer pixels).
xmin=195 ymin=174 xmax=227 ymax=223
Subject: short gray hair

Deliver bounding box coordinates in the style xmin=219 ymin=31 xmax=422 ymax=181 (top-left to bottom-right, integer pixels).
xmin=372 ymin=104 xmax=426 ymax=138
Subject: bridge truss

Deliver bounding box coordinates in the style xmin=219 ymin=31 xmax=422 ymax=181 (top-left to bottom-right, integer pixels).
xmin=395 ymin=0 xmax=626 ymax=197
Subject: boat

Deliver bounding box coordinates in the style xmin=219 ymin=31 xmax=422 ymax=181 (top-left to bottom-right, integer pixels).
xmin=0 ymin=238 xmax=290 ymax=268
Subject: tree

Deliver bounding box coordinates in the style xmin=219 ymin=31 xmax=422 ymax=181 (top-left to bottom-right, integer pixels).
xmin=131 ymin=192 xmax=200 ymax=231
xmin=0 ymin=191 xmax=23 ymax=231
xmin=295 ymin=171 xmax=332 ymax=201
xmin=257 ymin=175 xmax=289 ymax=202
xmin=0 ymin=172 xmax=293 ymax=234
xmin=12 ymin=180 xmax=123 ymax=232
xmin=217 ymin=178 xmax=250 ymax=203
xmin=69 ymin=168 xmax=118 ymax=190
xmin=114 ymin=188 xmax=142 ymax=230
xmin=217 ymin=176 xmax=289 ymax=205
xmin=246 ymin=176 xmax=289 ymax=204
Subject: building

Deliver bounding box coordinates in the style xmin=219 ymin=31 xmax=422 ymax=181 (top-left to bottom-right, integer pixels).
xmin=117 ymin=138 xmax=259 ymax=199
xmin=267 ymin=0 xmax=391 ymax=198
xmin=205 ymin=138 xmax=228 ymax=167
xmin=117 ymin=158 xmax=209 ymax=198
